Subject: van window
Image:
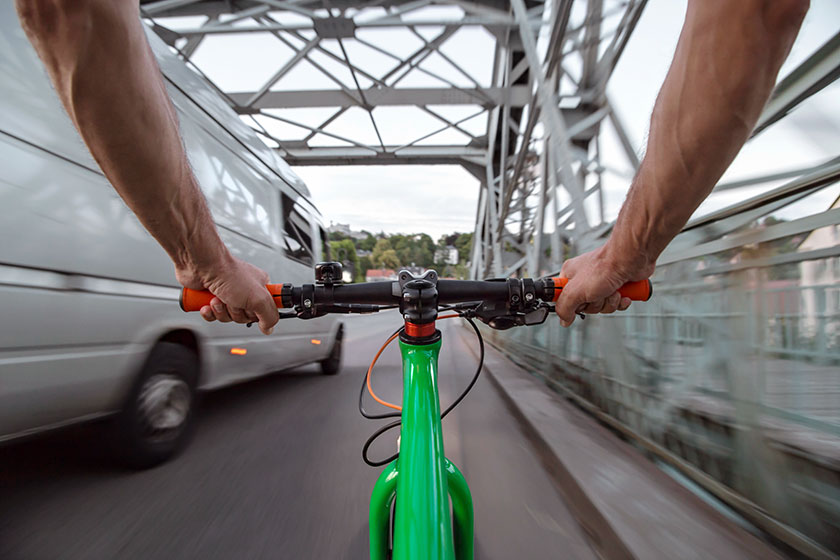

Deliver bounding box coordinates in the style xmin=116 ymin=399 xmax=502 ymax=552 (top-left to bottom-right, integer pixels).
xmin=281 ymin=194 xmax=314 ymax=266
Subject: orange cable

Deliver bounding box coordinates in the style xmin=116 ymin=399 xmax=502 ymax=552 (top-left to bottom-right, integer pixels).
xmin=367 ymin=332 xmax=402 ymax=410
xmin=366 ymin=314 xmax=461 ymax=411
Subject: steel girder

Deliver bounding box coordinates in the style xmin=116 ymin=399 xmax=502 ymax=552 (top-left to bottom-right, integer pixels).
xmin=140 ymin=0 xmax=647 ymax=279
xmin=140 ymin=1 xmax=839 ymax=282
xmin=469 ymin=0 xmax=649 ymax=279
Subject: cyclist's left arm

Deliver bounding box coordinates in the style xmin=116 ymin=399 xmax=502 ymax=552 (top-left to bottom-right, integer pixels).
xmin=16 ymin=0 xmax=278 ymax=334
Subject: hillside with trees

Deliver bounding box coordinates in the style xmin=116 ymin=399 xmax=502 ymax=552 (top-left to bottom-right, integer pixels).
xmin=328 ymin=228 xmax=473 ymax=281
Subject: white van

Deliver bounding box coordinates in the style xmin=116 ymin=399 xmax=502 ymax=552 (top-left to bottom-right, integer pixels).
xmin=0 ymin=6 xmax=342 ymax=467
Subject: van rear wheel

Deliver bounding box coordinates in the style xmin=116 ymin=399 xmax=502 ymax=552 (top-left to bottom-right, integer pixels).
xmin=116 ymin=342 xmax=198 ymax=469
xmin=320 ymin=327 xmax=343 ymax=375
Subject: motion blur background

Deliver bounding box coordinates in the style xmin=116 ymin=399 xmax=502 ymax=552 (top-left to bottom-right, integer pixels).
xmin=1 ymin=0 xmax=839 ymax=558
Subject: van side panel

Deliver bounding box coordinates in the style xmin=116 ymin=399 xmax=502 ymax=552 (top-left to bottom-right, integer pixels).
xmin=0 ymin=4 xmax=101 ymax=173
xmin=0 ymin=6 xmax=336 ymax=440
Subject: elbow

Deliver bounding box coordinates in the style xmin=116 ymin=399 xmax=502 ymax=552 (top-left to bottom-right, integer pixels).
xmin=15 ymin=0 xmax=137 ymax=42
xmin=761 ymin=0 xmax=809 ymax=35
xmin=15 ymin=0 xmax=53 ymax=40
xmin=766 ymin=0 xmax=810 ymax=19
xmin=17 ymin=1 xmax=77 ymax=35
xmin=686 ymin=0 xmax=809 ymax=37
xmin=757 ymin=0 xmax=810 ymax=82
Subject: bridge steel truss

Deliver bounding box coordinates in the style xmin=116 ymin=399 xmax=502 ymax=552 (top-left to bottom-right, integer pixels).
xmin=141 ymin=0 xmax=840 ymax=281
xmin=139 ymin=0 xmax=647 ymax=278
xmin=139 ymin=5 xmax=840 ymax=554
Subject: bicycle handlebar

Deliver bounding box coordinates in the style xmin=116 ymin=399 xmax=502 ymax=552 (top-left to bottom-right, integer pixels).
xmin=179 ymin=277 xmax=652 ymax=312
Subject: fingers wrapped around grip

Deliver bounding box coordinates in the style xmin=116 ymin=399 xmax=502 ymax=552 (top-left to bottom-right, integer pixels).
xmin=176 ymin=257 xmax=282 ymax=335
xmin=180 ymin=284 xmax=286 ymax=312
xmin=552 ymin=274 xmax=651 ymax=327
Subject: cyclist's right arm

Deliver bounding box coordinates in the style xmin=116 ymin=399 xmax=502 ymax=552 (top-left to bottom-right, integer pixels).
xmin=555 ymin=0 xmax=809 ymax=326
xmin=16 ymin=0 xmax=278 ymax=334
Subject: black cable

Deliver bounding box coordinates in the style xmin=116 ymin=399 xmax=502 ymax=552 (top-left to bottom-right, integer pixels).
xmin=438 ymin=302 xmax=481 ymax=313
xmin=362 ymin=420 xmax=401 ymax=467
xmin=360 ymin=314 xmax=486 ymax=468
xmin=441 ymin=315 xmax=484 ymax=419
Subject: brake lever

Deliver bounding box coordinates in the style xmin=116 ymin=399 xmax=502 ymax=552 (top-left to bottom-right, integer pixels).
xmin=246 ymin=311 xmax=298 ymax=327
xmin=541 ymin=303 xmax=585 ymax=320
xmin=246 ymin=304 xmax=386 ymax=328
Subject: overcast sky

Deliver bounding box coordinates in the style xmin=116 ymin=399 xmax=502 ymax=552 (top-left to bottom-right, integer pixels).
xmin=169 ymin=0 xmax=840 ymax=239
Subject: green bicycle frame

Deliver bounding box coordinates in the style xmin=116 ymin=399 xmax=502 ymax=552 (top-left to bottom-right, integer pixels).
xmin=369 ymin=338 xmax=474 ymax=560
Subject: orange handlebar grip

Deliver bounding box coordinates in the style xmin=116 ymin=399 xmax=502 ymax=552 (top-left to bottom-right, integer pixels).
xmin=551 ymin=277 xmax=652 ymax=302
xmin=180 ymin=288 xmax=214 ymax=312
xmin=179 ymin=284 xmax=287 ymax=312
xmin=618 ymin=279 xmax=653 ymax=302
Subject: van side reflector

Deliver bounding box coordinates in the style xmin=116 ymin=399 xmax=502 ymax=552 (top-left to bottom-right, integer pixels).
xmin=310 ymin=339 xmax=322 ymax=345
xmin=230 ymin=348 xmax=247 ymax=356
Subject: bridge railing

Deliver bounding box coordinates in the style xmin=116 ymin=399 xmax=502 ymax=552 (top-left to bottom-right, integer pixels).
xmin=486 ymin=167 xmax=840 ymax=556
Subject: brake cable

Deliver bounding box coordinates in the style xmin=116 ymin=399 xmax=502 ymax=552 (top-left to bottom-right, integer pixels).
xmin=360 ymin=313 xmax=485 ymax=468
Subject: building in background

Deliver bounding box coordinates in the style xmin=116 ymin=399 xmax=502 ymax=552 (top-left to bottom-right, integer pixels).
xmin=435 ymin=246 xmax=459 ymax=265
xmin=328 ymin=222 xmax=368 ymax=241
xmin=366 ymin=269 xmax=398 ymax=282
xmin=799 ymin=195 xmax=840 ymax=345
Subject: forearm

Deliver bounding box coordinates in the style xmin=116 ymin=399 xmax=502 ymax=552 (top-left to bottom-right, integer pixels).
xmin=16 ymin=0 xmax=230 ymax=276
xmin=605 ymin=0 xmax=808 ymax=275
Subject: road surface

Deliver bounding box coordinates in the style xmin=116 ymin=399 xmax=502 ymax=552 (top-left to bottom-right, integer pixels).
xmin=1 ymin=312 xmax=597 ymax=559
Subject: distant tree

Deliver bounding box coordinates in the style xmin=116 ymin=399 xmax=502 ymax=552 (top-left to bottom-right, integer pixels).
xmin=371 ymin=238 xmax=393 ymax=268
xmin=358 ymin=255 xmax=373 ymax=282
xmin=329 ymin=231 xmax=350 ymax=242
xmin=379 ymin=249 xmax=400 ymax=270
xmin=330 ymin=239 xmax=358 ymax=281
xmin=454 ymin=232 xmax=473 ymax=262
xmin=391 ymin=234 xmax=411 ymax=264
xmin=415 ymin=233 xmax=435 ymax=267
xmin=342 ymin=230 xmax=474 ymax=273
xmin=453 ymin=263 xmax=468 ymax=279
xmin=359 ymin=233 xmax=377 ymax=252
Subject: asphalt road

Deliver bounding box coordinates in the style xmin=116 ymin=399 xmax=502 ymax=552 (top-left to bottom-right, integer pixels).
xmin=1 ymin=313 xmax=597 ymax=559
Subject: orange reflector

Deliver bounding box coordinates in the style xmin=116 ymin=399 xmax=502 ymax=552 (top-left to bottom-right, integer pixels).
xmin=230 ymin=348 xmax=247 ymax=356
xmin=310 ymin=339 xmax=322 ymax=345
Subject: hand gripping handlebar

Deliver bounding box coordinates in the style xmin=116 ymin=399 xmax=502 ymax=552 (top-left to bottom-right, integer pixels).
xmin=179 ymin=277 xmax=652 ymax=312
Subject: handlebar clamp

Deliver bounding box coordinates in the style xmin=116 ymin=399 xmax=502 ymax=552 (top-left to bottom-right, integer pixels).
xmin=397 ymin=269 xmax=440 ymax=343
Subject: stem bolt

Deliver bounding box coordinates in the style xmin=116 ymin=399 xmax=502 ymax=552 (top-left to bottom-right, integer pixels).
xmin=525 ymin=293 xmax=534 ymax=302
xmin=303 ymin=299 xmax=312 ymax=308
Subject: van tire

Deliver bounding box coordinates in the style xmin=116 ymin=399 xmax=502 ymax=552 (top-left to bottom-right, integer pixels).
xmin=115 ymin=342 xmax=198 ymax=469
xmin=320 ymin=326 xmax=343 ymax=376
